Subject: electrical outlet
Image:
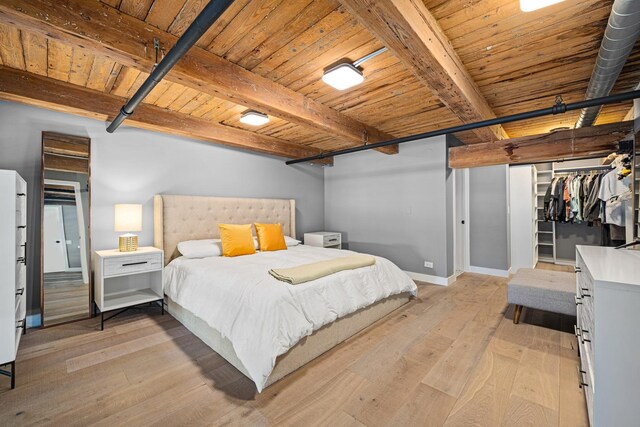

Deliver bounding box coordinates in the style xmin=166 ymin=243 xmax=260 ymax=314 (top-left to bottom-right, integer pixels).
xmin=424 ymin=261 xmax=434 ymax=269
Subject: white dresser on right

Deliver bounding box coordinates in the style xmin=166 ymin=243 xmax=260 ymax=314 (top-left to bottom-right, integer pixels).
xmin=0 ymin=170 xmax=27 ymax=389
xmin=575 ymin=245 xmax=640 ymax=427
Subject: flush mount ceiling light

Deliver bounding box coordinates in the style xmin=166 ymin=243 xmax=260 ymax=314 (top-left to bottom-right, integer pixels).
xmin=322 ymin=47 xmax=388 ymax=91
xmin=322 ymin=63 xmax=365 ymax=90
xmin=240 ymin=110 xmax=270 ymax=126
xmin=520 ymin=0 xmax=565 ymax=12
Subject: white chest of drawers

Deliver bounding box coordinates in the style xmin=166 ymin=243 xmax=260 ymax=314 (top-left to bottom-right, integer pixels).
xmin=575 ymin=245 xmax=640 ymax=427
xmin=0 ymin=170 xmax=27 ymax=390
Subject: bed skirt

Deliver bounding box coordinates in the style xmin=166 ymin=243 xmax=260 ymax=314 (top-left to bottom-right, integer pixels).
xmin=166 ymin=292 xmax=413 ymax=389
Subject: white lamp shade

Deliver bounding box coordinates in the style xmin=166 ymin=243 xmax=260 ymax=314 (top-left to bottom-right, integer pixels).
xmin=322 ymin=63 xmax=364 ymax=90
xmin=520 ymin=0 xmax=564 ymax=12
xmin=114 ymin=204 xmax=142 ymax=232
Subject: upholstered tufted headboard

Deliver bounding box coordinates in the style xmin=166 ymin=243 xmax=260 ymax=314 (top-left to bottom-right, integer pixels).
xmin=154 ymin=194 xmax=296 ymax=264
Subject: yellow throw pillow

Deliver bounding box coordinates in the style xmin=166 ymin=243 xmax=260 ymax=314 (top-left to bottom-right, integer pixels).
xmin=218 ymin=224 xmax=256 ymax=257
xmin=254 ymin=223 xmax=287 ymax=252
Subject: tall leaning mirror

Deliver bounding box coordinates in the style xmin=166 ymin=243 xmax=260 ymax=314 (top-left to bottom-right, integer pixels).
xmin=41 ymin=132 xmax=91 ymax=327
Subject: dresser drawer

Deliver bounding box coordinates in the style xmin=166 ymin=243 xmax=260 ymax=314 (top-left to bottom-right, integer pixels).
xmin=103 ymin=253 xmax=162 ymax=277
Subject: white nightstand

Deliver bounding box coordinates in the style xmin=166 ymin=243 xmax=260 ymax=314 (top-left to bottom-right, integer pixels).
xmin=94 ymin=246 xmax=164 ymax=330
xmin=304 ymin=232 xmax=342 ymax=249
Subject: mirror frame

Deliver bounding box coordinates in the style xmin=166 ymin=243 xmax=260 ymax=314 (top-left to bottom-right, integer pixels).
xmin=40 ymin=131 xmax=92 ymax=327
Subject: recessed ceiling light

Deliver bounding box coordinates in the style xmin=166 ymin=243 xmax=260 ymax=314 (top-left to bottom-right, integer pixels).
xmin=240 ymin=110 xmax=270 ymax=126
xmin=520 ymin=0 xmax=565 ymax=12
xmin=322 ymin=63 xmax=365 ymax=91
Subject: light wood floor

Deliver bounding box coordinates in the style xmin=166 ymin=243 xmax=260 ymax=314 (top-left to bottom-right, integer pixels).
xmin=1 ymin=272 xmax=587 ymax=426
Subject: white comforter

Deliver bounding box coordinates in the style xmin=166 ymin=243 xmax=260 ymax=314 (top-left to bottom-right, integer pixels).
xmin=163 ymin=245 xmax=417 ymax=391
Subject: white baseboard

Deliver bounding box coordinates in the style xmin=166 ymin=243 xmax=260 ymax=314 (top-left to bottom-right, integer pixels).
xmin=26 ymin=314 xmax=41 ymax=328
xmin=468 ymin=265 xmax=511 ymax=278
xmin=404 ymin=271 xmax=458 ymax=286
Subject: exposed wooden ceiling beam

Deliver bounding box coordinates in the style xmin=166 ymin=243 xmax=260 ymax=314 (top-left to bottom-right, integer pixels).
xmin=339 ymin=0 xmax=509 ymax=143
xmin=0 ymin=0 xmax=397 ymax=155
xmin=0 ymin=66 xmax=332 ymax=164
xmin=448 ymin=121 xmax=633 ymax=168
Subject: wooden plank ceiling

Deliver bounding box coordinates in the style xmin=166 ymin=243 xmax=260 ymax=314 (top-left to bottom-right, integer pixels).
xmin=0 ymin=0 xmax=638 ymax=160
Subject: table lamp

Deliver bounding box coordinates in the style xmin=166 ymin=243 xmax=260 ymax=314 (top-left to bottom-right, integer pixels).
xmin=114 ymin=204 xmax=142 ymax=252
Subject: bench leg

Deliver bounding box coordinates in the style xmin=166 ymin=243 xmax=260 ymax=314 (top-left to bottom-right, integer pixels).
xmin=513 ymin=305 xmax=523 ymax=324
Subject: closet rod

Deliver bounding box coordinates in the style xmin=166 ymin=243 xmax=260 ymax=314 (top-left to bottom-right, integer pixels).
xmin=285 ymin=89 xmax=640 ymax=165
xmin=554 ymin=165 xmax=613 ymax=173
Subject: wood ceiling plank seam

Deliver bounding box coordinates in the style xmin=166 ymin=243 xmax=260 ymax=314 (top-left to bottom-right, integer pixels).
xmin=464 ymin=30 xmax=605 ymax=78
xmin=0 ymin=66 xmax=332 ymax=163
xmin=126 ymin=71 xmax=151 ymax=98
xmin=153 ymin=83 xmax=189 ymax=109
xmin=46 ymin=40 xmax=73 ymax=82
xmin=119 ymin=0 xmax=155 ymax=20
xmin=222 ymin=0 xmax=314 ymax=65
xmin=190 ymin=97 xmax=226 ymax=118
xmin=104 ymin=63 xmax=123 ymax=93
xmin=196 ymin=0 xmax=252 ymax=48
xmin=239 ymin=0 xmax=339 ymax=70
xmin=250 ymin=8 xmax=352 ymax=77
xmin=145 ymin=0 xmax=187 ymax=31
xmin=142 ymin=78 xmax=173 ymax=105
xmin=472 ymin=51 xmax=604 ymax=91
xmin=21 ymin=31 xmax=47 ymax=76
xmin=445 ymin=1 xmax=610 ymax=53
xmin=460 ymin=17 xmax=608 ymax=68
xmin=0 ymin=23 xmax=25 ymax=69
xmin=206 ymin=0 xmax=285 ymax=57
xmin=68 ymin=48 xmax=95 ymax=87
xmin=204 ymin=100 xmax=245 ymax=122
xmin=85 ymin=56 xmax=117 ymax=92
xmin=265 ymin=16 xmax=366 ymax=83
xmin=177 ymin=92 xmax=212 ymax=114
xmin=100 ymin=0 xmax=123 ymax=8
xmin=166 ymin=87 xmax=200 ymax=112
xmin=168 ymin=0 xmax=208 ymax=37
xmin=110 ymin=67 xmax=141 ymax=97
xmin=284 ymin=36 xmax=385 ymax=92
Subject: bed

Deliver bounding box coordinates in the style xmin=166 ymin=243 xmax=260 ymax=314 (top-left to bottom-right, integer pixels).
xmin=154 ymin=194 xmax=416 ymax=391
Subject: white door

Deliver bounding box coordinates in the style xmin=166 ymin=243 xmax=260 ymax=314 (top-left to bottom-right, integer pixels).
xmin=454 ymin=168 xmax=469 ymax=274
xmin=43 ymin=205 xmax=68 ymax=273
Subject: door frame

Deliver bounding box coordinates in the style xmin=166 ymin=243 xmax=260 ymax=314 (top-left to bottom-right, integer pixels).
xmin=453 ymin=168 xmax=470 ymax=275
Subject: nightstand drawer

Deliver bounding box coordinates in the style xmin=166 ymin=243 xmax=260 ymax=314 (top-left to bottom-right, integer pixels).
xmin=103 ymin=253 xmax=162 ymax=277
xmin=323 ymin=234 xmax=341 ymax=246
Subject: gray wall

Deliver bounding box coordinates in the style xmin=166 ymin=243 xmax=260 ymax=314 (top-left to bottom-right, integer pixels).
xmin=324 ymin=136 xmax=453 ymax=278
xmin=469 ymin=165 xmax=510 ymax=271
xmin=0 ymin=101 xmax=325 ymax=314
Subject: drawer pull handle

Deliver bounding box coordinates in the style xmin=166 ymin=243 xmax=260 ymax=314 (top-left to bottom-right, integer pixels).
xmin=575 ymin=267 xmax=581 ymax=273
xmin=575 ymin=296 xmax=582 ymax=305
xmin=122 ymin=261 xmax=148 ymax=267
xmin=15 ymin=288 xmax=24 ymax=296
xmin=17 ymin=193 xmax=25 ymax=197
xmin=16 ymin=319 xmax=25 ymax=330
xmin=17 ymin=225 xmax=26 ymax=229
xmin=581 ymin=293 xmax=591 ymax=298
xmin=17 ymin=257 xmax=25 ymax=264
xmin=577 ymin=367 xmax=589 ymax=388
xmin=574 ymin=325 xmax=581 ymax=337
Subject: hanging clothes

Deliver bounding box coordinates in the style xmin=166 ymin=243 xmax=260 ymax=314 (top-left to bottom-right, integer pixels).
xmin=543 ymin=170 xmax=608 ymax=225
xmin=598 ymin=169 xmax=628 ymax=227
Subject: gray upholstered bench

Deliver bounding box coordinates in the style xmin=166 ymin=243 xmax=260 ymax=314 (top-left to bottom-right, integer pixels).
xmin=507 ymin=268 xmax=576 ymax=324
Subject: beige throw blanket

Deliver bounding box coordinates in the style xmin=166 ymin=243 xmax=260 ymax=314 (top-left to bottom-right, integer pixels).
xmin=269 ymin=255 xmax=376 ymax=285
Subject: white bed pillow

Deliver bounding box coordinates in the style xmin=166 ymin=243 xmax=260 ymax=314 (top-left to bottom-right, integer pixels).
xmin=177 ymin=239 xmax=223 ymax=258
xmin=284 ymin=236 xmax=301 ymax=246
